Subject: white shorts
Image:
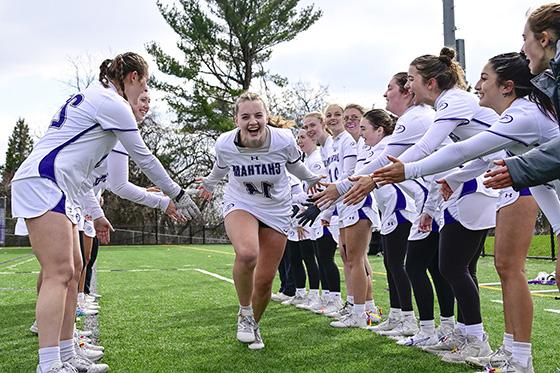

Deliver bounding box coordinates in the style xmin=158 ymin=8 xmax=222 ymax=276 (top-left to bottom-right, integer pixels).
xmin=496 ymin=187 xmax=531 ymax=211
xmin=15 ymin=218 xmax=28 ymax=236
xmin=336 ymin=194 xmax=380 ymax=229
xmin=222 ymin=199 xmax=290 ymax=236
xmin=11 ymin=177 xmax=81 ymax=225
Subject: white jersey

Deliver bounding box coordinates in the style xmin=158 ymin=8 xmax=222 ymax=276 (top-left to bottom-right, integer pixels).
xmin=215 ymin=127 xmax=300 ymax=232
xmin=321 ymin=136 xmax=337 ymax=183
xmin=356 ymin=137 xmax=374 ymax=170
xmin=332 ymin=131 xmax=357 ymax=181
xmin=12 ymin=81 xmax=180 ymax=207
xmin=304 ymin=148 xmax=327 ymax=239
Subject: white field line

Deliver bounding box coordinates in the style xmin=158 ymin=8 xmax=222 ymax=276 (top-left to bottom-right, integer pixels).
xmin=530 ymin=289 xmax=559 ymax=294
xmin=491 ymin=300 xmax=504 ymax=304
xmin=0 ymin=271 xmax=40 ymax=275
xmin=195 ymin=268 xmax=234 ymax=284
xmin=544 ymin=309 xmax=560 ymax=314
xmin=479 ymin=282 xmax=502 ymax=286
xmin=6 ymin=257 xmax=35 ymax=269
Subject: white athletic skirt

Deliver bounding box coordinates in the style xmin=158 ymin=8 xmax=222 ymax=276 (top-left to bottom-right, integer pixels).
xmin=222 ymin=199 xmax=290 ymax=236
xmin=11 ymin=177 xmax=81 ymax=225
xmin=496 ymin=187 xmax=531 ymax=211
xmin=336 ymin=194 xmax=380 ymax=229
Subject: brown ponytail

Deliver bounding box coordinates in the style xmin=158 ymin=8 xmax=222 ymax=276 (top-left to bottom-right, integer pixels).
xmin=98 ymin=52 xmax=149 ymax=98
xmin=410 ymin=47 xmax=467 ymax=91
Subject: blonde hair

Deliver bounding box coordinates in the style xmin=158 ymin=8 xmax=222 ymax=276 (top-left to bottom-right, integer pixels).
xmin=234 ymin=91 xmax=268 ymax=115
xmin=304 ymin=111 xmax=331 ymax=135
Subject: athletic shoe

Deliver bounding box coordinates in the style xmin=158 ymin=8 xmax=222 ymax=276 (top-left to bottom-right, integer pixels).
xmin=309 ymin=296 xmax=329 ymax=314
xmin=475 ymin=357 xmax=534 ymax=373
xmin=76 ymin=344 xmax=103 ymax=362
xmin=36 ymin=362 xmax=78 ymax=373
xmin=378 ymin=318 xmax=419 ymax=337
xmin=76 ymin=307 xmax=98 ymax=317
xmin=65 ymin=354 xmax=109 ymax=373
xmin=85 ymin=294 xmax=98 ymax=303
xmin=435 ymin=323 xmax=454 ymax=340
xmin=368 ymin=317 xmax=401 ymax=333
xmin=465 ymin=345 xmax=511 ymax=369
xmin=440 ymin=334 xmax=492 ymax=364
xmin=330 ymin=313 xmax=368 ymax=328
xmin=74 ymin=329 xmax=93 ymax=338
xmin=236 ymin=314 xmax=257 ymax=343
xmin=422 ymin=329 xmax=466 ymax=355
xmin=87 ymin=292 xmax=101 ymax=300
xmin=397 ymin=331 xmax=440 ymax=347
xmin=319 ymin=297 xmax=343 ymax=316
xmin=365 ymin=308 xmax=382 ymax=325
xmin=248 ymin=326 xmax=265 ymax=350
xmin=282 ymin=294 xmax=307 ymax=306
xmin=76 ymin=338 xmax=105 ymax=352
xmin=296 ymin=294 xmax=320 ymax=310
xmin=325 ymin=301 xmax=352 ymax=319
xmin=271 ymin=293 xmax=292 ymax=302
xmin=30 ymin=320 xmax=39 ymax=334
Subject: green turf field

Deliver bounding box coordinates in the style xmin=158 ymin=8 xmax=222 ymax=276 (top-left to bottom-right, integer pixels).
xmin=0 ymin=244 xmax=558 ymax=372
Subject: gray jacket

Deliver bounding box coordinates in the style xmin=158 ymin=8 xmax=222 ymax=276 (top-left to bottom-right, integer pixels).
xmin=504 ymin=50 xmax=560 ymax=190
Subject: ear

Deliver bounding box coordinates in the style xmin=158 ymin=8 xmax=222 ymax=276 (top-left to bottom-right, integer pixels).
xmin=426 ymin=77 xmax=437 ymax=90
xmin=502 ymin=80 xmax=515 ymax=96
xmin=540 ymin=30 xmax=554 ymax=48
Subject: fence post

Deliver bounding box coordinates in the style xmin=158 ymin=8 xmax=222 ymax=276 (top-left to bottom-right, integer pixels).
xmin=203 ymin=225 xmax=206 ymax=244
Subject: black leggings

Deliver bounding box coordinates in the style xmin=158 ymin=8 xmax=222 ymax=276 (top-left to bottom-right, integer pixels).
xmin=382 ymin=222 xmax=413 ymax=311
xmin=406 ymin=232 xmax=455 ymax=321
xmin=315 ymin=233 xmax=340 ymax=292
xmin=278 ymin=243 xmax=296 ymax=296
xmin=84 ymin=237 xmax=99 ymax=294
xmin=288 ymin=239 xmax=320 ymax=289
xmin=439 ymin=222 xmax=488 ymax=325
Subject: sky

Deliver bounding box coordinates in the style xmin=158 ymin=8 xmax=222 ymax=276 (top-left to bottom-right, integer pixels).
xmin=0 ymin=0 xmax=551 ymax=163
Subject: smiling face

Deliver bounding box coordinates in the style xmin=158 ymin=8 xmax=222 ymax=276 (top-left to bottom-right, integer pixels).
xmin=360 ymin=117 xmax=385 ymax=147
xmin=124 ymin=70 xmax=149 ymax=106
xmin=324 ymin=104 xmax=344 ymax=136
xmin=235 ymin=99 xmax=268 ymax=148
xmin=343 ymin=107 xmax=363 ymax=139
xmin=302 ymin=115 xmax=326 ymax=143
xmin=131 ymin=90 xmax=151 ymax=122
xmin=406 ymin=65 xmax=434 ymax=105
xmin=297 ymin=129 xmax=316 ymax=154
xmin=522 ymin=21 xmax=551 ymax=74
xmin=474 ymin=62 xmax=504 ymax=112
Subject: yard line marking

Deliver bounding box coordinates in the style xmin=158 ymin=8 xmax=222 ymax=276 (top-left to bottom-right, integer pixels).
xmin=530 ymin=289 xmax=559 ymax=294
xmin=544 ymin=309 xmax=560 ymax=314
xmin=188 ymin=246 xmax=235 ymax=256
xmin=6 ymin=257 xmax=36 ymax=269
xmin=0 ymin=254 xmax=33 ymax=266
xmin=491 ymin=300 xmax=503 ymax=304
xmin=195 ymin=268 xmax=234 ymax=284
xmin=0 ymin=270 xmax=40 ymax=275
xmin=480 ymin=282 xmax=502 ymax=286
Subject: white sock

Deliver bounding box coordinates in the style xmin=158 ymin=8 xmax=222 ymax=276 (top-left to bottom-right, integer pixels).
xmin=331 ymin=292 xmax=341 ymax=299
xmin=347 ymin=295 xmax=354 ymax=304
xmin=77 ymin=292 xmax=85 ymax=304
xmin=365 ymin=300 xmax=375 ymax=312
xmin=353 ymin=303 xmax=365 ymax=315
xmin=296 ymin=288 xmax=306 ymax=297
xmin=512 ymin=341 xmax=532 ymax=368
xmin=322 ymin=290 xmax=330 ymax=298
xmin=59 ymin=339 xmax=76 ymax=362
xmin=465 ymin=323 xmax=485 ymax=341
xmin=389 ymin=308 xmax=401 ymax=320
xmin=503 ymin=333 xmax=514 ymax=353
xmin=401 ymin=311 xmax=415 ymax=320
xmin=239 ymin=305 xmax=253 ymax=317
xmin=440 ymin=315 xmax=455 ymax=328
xmin=456 ymin=322 xmax=466 ymax=335
xmin=39 ymin=346 xmax=61 ymax=372
xmin=419 ymin=319 xmax=436 ymax=335
xmin=309 ymin=289 xmax=319 ymax=297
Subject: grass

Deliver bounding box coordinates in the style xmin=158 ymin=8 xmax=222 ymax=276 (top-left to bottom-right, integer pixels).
xmin=0 ymin=243 xmax=558 ymax=372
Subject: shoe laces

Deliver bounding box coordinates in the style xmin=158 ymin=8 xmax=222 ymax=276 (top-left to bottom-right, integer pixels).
xmin=238 ymin=314 xmax=256 ymax=332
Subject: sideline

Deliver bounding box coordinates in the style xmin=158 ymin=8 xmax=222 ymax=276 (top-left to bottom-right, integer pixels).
xmin=194 ymin=268 xmax=234 ymax=284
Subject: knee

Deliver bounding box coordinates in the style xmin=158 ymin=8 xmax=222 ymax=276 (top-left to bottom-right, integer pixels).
xmin=43 ymin=261 xmax=75 ymax=286
xmin=235 ymin=249 xmax=258 ymax=268
xmin=493 ymin=256 xmax=520 ymax=280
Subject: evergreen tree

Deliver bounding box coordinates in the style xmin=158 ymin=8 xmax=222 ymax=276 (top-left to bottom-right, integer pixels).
xmin=147 ymin=0 xmax=322 ymax=135
xmin=1 ymin=118 xmax=34 ymax=193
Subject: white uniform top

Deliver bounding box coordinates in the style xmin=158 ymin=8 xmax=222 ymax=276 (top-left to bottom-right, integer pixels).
xmin=12 ymin=81 xmax=181 ymax=218
xmin=332 ymin=131 xmax=357 ymax=182
xmin=320 ymin=136 xmax=336 ymax=183
xmin=304 ymin=148 xmax=327 ymax=239
xmin=336 ymin=104 xmax=436 ymax=194
xmin=405 ymin=97 xmax=560 ymax=234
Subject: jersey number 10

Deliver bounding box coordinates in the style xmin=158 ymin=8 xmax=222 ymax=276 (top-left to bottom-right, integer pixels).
xmin=244 ymin=182 xmax=273 ymax=198
xmin=51 ymin=94 xmax=85 ymax=128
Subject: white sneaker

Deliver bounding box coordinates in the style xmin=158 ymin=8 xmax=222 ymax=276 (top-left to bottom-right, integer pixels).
xmin=76 ymin=307 xmax=98 ymax=317
xmin=325 ymin=301 xmax=352 ymax=319
xmin=74 ymin=329 xmax=93 ymax=338
xmin=85 ymin=294 xmax=98 ymax=303
xmin=236 ymin=314 xmax=257 ymax=343
xmin=76 ymin=338 xmax=105 ymax=352
xmin=435 ymin=323 xmax=454 ymax=340
xmin=271 ymin=292 xmax=292 ymax=302
xmin=37 ymin=362 xmax=78 ymax=373
xmin=65 ymin=354 xmax=109 ymax=373
xmin=88 ymin=293 xmax=101 ymax=299
xmin=441 ymin=334 xmax=492 ymax=364
xmin=309 ymin=296 xmax=329 ymax=314
xmin=330 ymin=313 xmax=368 ymax=328
xmin=320 ymin=297 xmax=343 ymax=315
xmin=30 ymin=320 xmax=39 ymax=334
xmin=466 ymin=345 xmax=511 ymax=368
xmin=365 ymin=308 xmax=382 ymax=325
xmin=397 ymin=331 xmax=440 ymax=347
xmin=76 ymin=343 xmax=104 ymax=362
xmin=296 ymin=294 xmax=320 ymax=310
xmin=475 ymin=358 xmax=534 ymax=373
xmin=282 ymin=294 xmax=307 ymax=306
xmin=378 ymin=318 xmax=419 ymax=337
xmin=248 ymin=326 xmax=265 ymax=350
xmin=422 ymin=328 xmax=466 ymax=355
xmin=368 ymin=316 xmax=401 ymax=333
